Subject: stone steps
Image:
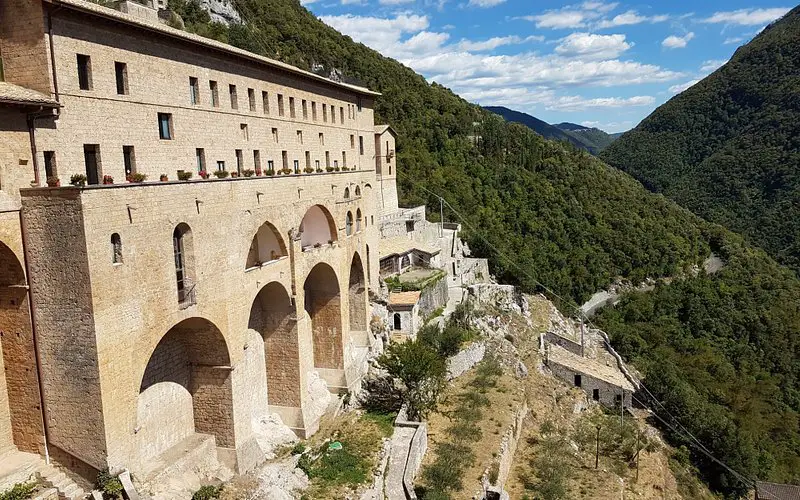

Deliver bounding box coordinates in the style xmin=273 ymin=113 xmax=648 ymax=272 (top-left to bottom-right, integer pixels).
xmin=34 ymin=462 xmax=87 ymax=500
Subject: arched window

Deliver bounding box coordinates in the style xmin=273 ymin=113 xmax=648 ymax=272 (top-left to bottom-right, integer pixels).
xmin=111 ymin=233 xmax=123 ymax=264
xmin=355 ymin=185 xmax=361 ymax=197
xmin=345 ymin=211 xmax=353 ymax=236
xmin=356 ymin=209 xmax=362 ymax=232
xmin=173 ymin=224 xmax=195 ymax=307
xmin=393 ymin=313 xmax=401 ymax=331
xmin=344 ymin=187 xmax=350 ymax=199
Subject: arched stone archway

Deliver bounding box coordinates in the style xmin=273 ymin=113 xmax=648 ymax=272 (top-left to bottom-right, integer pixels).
xmin=137 ymin=318 xmax=234 ymax=462
xmin=349 ymin=254 xmax=367 ymax=334
xmin=300 ymin=205 xmax=337 ymax=249
xmin=246 ymin=221 xmax=287 ymax=269
xmin=304 ymin=263 xmax=343 ymax=369
xmin=0 ymin=242 xmax=41 ymax=453
xmin=248 ymin=282 xmax=300 ymax=407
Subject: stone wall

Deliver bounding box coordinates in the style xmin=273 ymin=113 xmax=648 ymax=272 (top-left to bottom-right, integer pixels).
xmin=446 ymin=341 xmax=485 ymax=380
xmin=487 ymin=402 xmax=527 ymax=491
xmin=417 ymin=276 xmax=447 ymax=317
xmin=460 ymin=258 xmax=489 ymax=286
xmin=544 ymin=332 xmax=583 ymax=356
xmin=0 ymin=0 xmax=52 ymax=95
xmin=547 ymin=360 xmax=632 ymax=408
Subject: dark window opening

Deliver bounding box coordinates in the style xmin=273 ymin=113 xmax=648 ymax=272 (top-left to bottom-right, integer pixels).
xmin=189 ymin=77 xmax=199 ymax=104
xmin=592 ymin=389 xmax=600 ymax=401
xmin=574 ymin=374 xmax=582 ymax=387
xmin=123 ymin=145 xmax=136 ymax=176
xmin=115 ymin=62 xmax=128 ymax=95
xmin=196 ymin=148 xmax=206 ymax=173
xmin=77 ymin=54 xmax=92 ymax=90
xmin=229 ymin=84 xmax=238 ymax=109
xmin=43 ymin=151 xmax=57 ymax=179
xmin=83 ymin=144 xmax=100 ymax=185
xmin=210 ymin=80 xmax=219 ymax=107
xmin=158 ymin=113 xmax=173 ymax=140
xmin=111 ymin=233 xmax=123 ymax=264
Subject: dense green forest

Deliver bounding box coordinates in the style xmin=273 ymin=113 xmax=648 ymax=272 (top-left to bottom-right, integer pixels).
xmin=165 ymin=0 xmax=800 ymax=496
xmin=601 ymin=6 xmax=800 ymax=274
xmin=554 ymin=122 xmax=618 ymax=152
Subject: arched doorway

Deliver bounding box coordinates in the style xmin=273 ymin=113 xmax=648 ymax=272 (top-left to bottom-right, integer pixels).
xmin=300 ymin=205 xmax=337 ymax=249
xmin=246 ymin=221 xmax=286 ymax=269
xmin=0 ymin=242 xmax=41 ymax=452
xmin=393 ymin=313 xmax=401 ymax=331
xmin=349 ymin=254 xmax=367 ymax=334
xmin=137 ymin=318 xmax=234 ymax=461
xmin=248 ymin=282 xmax=300 ymax=407
xmin=304 ymin=263 xmax=343 ymax=369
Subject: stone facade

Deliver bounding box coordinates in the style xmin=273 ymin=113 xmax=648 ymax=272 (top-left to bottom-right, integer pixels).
xmin=0 ymin=0 xmax=400 ymax=485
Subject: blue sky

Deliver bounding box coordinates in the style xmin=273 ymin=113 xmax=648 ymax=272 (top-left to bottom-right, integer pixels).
xmin=300 ymin=0 xmax=792 ymax=132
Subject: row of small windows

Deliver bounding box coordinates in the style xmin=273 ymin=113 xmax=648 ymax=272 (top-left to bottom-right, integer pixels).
xmin=345 ymin=209 xmax=364 ymax=236
xmin=76 ymin=53 xmax=362 ymax=123
xmin=197 ymin=148 xmax=358 ymax=175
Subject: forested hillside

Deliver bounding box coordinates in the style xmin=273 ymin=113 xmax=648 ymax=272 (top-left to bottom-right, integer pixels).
xmin=483 ymin=106 xmax=582 ymax=149
xmin=601 ymin=6 xmax=800 ymax=273
xmin=554 ymin=122 xmax=618 ymax=152
xmin=166 ymin=0 xmax=800 ymax=496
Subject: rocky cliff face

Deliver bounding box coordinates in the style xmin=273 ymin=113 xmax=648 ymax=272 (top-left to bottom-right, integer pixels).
xmin=199 ymin=0 xmax=241 ymax=24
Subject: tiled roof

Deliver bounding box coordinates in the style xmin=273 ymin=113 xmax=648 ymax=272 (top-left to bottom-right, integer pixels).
xmin=388 ymin=291 xmax=421 ymax=306
xmin=0 ymin=82 xmax=59 ymax=108
xmin=374 ymin=124 xmax=396 ymax=135
xmin=379 ymin=236 xmax=439 ymax=259
xmin=757 ymin=482 xmax=800 ymax=500
xmin=48 ymin=0 xmax=380 ymax=97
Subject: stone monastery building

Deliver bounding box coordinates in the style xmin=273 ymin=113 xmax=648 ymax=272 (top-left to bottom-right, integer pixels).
xmin=0 ymin=0 xmax=410 ymax=487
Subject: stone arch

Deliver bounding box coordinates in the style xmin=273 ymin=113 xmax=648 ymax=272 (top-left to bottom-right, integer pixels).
xmin=345 ymin=211 xmax=353 ymax=236
xmin=355 ymin=185 xmax=361 ymax=197
xmin=0 ymin=242 xmax=41 ymax=453
xmin=246 ymin=221 xmax=287 ymax=269
xmin=248 ymin=282 xmax=300 ymax=407
xmin=304 ymin=263 xmax=343 ymax=369
xmin=344 ymin=187 xmax=350 ymax=199
xmin=173 ymin=223 xmax=196 ymax=306
xmin=137 ymin=317 xmax=234 ymax=462
xmin=300 ymin=205 xmax=337 ymax=248
xmin=349 ymin=253 xmax=367 ymax=334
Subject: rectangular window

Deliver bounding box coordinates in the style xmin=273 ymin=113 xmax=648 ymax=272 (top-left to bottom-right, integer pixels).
xmin=196 ymin=148 xmax=206 ymax=172
xmin=281 ymin=151 xmax=288 ymax=171
xmin=333 ymin=159 xmax=338 ymax=169
xmin=322 ymin=103 xmax=327 ymax=123
xmin=325 ymin=151 xmax=330 ymax=168
xmin=262 ymin=91 xmax=269 ymax=114
xmin=315 ymin=159 xmax=320 ymax=170
xmin=357 ymin=96 xmax=362 ymax=111
xmin=319 ymin=132 xmax=324 ymax=145
xmin=272 ymin=128 xmax=279 ymax=143
xmin=217 ymin=160 xmax=225 ymax=171
xmin=210 ymin=80 xmax=219 ymax=107
xmin=43 ymin=151 xmax=57 ymax=179
xmin=241 ymin=123 xmax=249 ymax=141
xmin=330 ymin=103 xmax=335 ymax=124
xmin=123 ymin=145 xmax=136 ymax=176
xmin=236 ymin=149 xmax=243 ymax=174
xmin=83 ymin=144 xmax=101 ymax=185
xmin=302 ymin=99 xmax=308 ymax=119
xmin=305 ymin=151 xmax=311 ymax=170
xmin=189 ymin=76 xmax=199 ymax=104
xmin=158 ymin=113 xmax=173 ymax=140
xmin=267 ymin=160 xmax=274 ymax=172
xmin=77 ymin=54 xmax=92 ymax=90
xmin=248 ymin=88 xmax=256 ymax=111
xmin=289 ymin=97 xmax=296 ymax=118
xmin=293 ymin=159 xmax=300 ymax=174
xmin=277 ymin=94 xmax=284 ymax=116
xmin=350 ymin=135 xmax=355 ymax=148
xmin=342 ymin=151 xmax=346 ymax=168
xmin=574 ymin=374 xmax=582 ymax=387
xmin=359 ymin=135 xmax=364 ymax=155
xmin=229 ymin=84 xmax=238 ymax=109
xmin=115 ymin=62 xmax=128 ymax=95
xmin=592 ymin=389 xmax=600 ymax=401
xmin=311 ymin=101 xmax=317 ymax=121
xmin=253 ymin=150 xmax=261 ymax=170
xmin=297 ymin=130 xmax=303 ymax=144
xmin=340 ymin=106 xmax=344 ymax=124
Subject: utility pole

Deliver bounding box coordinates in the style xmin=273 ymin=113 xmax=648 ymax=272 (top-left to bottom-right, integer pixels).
xmin=595 ymin=425 xmax=601 ymax=469
xmin=439 ymin=197 xmax=444 ymax=237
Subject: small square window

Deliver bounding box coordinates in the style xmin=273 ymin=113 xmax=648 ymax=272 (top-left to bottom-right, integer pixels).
xmin=217 ymin=160 xmax=226 ymax=171
xmin=44 ymin=151 xmax=57 ymax=179
xmin=158 ymin=113 xmax=173 ymax=140
xmin=241 ymin=123 xmax=249 ymax=141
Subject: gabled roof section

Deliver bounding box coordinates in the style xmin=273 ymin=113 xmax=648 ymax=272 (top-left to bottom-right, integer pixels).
xmin=389 ymin=291 xmax=421 ymax=307
xmin=0 ymin=82 xmax=59 ymax=108
xmin=374 ymin=124 xmax=397 ymax=136
xmin=378 ymin=236 xmax=439 ymax=259
xmin=756 ymin=481 xmax=800 ymax=500
xmin=46 ymin=0 xmax=380 ymax=97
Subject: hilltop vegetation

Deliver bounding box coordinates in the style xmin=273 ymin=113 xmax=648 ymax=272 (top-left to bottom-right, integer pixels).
xmin=166 ymin=0 xmax=800 ymax=496
xmin=601 ymin=6 xmax=800 ymax=273
xmin=554 ymin=122 xmax=618 ymax=152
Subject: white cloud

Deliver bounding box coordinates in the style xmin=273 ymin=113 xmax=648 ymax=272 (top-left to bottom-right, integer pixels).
xmin=320 ymin=13 xmax=430 ymax=55
xmin=300 ymin=0 xmax=319 ymax=5
xmin=581 ymin=120 xmax=634 ymax=133
xmin=340 ymin=0 xmax=367 ymax=5
xmin=545 ymin=95 xmax=654 ymax=112
xmin=555 ymin=32 xmax=631 ymax=60
xmin=457 ymin=35 xmax=529 ymax=51
xmin=521 ymin=1 xmax=618 ymax=29
xmin=379 ymin=0 xmax=415 ymax=4
xmin=467 ymin=0 xmax=506 ymax=7
xmin=701 ymin=7 xmax=790 ymax=25
xmin=723 ymin=35 xmax=746 ymax=45
xmin=662 ymin=32 xmax=694 ymax=49
xmin=596 ymin=10 xmax=669 ymax=28
xmin=700 ymin=59 xmax=726 ymax=72
xmin=669 ymin=79 xmax=699 ymax=93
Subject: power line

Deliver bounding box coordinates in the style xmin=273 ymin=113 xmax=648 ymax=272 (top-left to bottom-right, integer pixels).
xmin=395 ymin=168 xmax=756 ymax=489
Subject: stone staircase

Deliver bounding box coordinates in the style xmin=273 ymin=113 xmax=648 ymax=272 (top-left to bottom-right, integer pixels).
xmin=0 ymin=450 xmax=86 ymax=500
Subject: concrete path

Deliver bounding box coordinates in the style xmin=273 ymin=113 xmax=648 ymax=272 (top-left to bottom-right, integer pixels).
xmin=385 ymin=426 xmax=417 ymax=500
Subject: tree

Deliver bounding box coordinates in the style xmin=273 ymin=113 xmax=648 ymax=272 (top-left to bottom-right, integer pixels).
xmin=377 ymin=340 xmax=447 ymax=420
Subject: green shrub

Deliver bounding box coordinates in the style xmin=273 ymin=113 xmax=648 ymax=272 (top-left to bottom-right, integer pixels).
xmin=359 ymin=375 xmax=404 ymax=414
xmin=69 ymin=173 xmax=87 ymax=186
xmin=95 ymin=469 xmax=123 ymax=499
xmin=191 ymin=485 xmax=222 ymax=500
xmin=291 ymin=442 xmax=306 ymax=455
xmin=0 ymin=482 xmax=37 ymax=500
xmin=242 ymin=169 xmax=255 ymax=177
xmin=212 ymin=170 xmax=229 ymax=178
xmin=177 ymin=171 xmax=193 ymax=181
xmin=377 ymin=339 xmax=446 ymax=420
